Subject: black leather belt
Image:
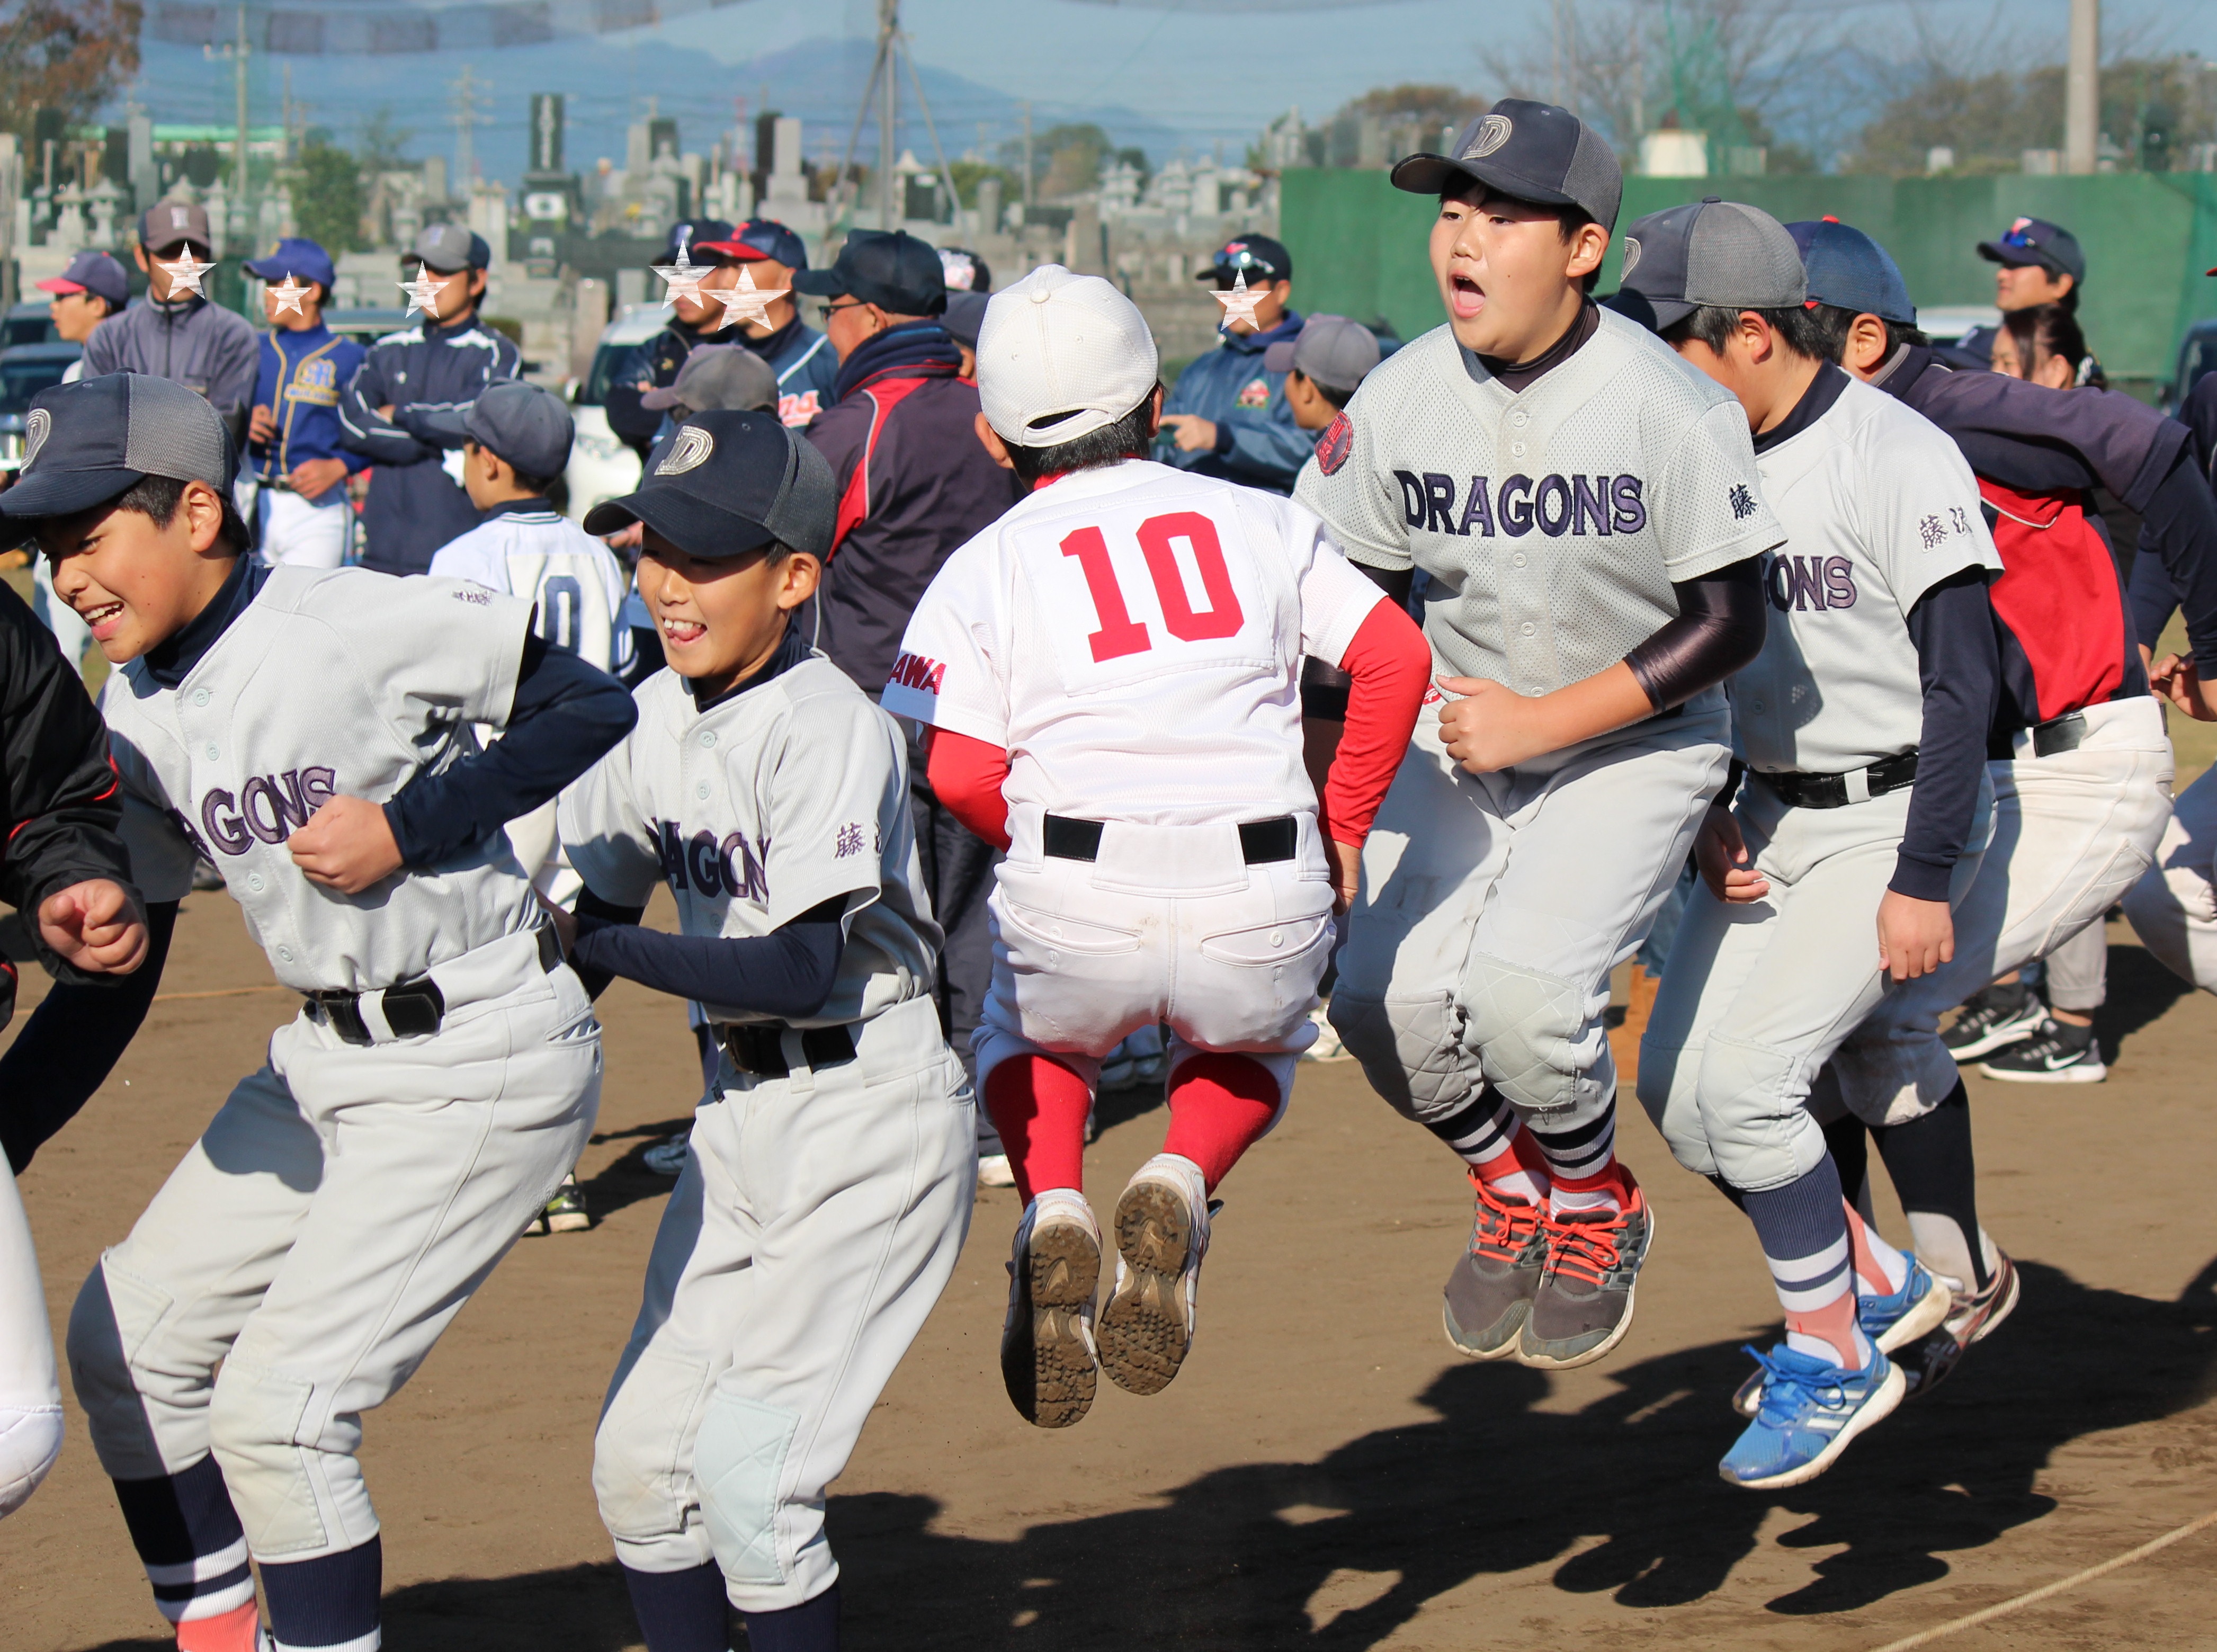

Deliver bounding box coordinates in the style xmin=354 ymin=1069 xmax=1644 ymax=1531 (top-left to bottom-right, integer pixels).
xmin=719 ymin=1021 xmax=858 ymax=1077
xmin=1988 ymin=709 xmax=2087 ymax=762
xmin=303 ymin=926 xmax=561 ymax=1048
xmin=1042 ymin=812 xmax=1299 ymax=864
xmin=1757 ymin=749 xmax=1919 ymax=810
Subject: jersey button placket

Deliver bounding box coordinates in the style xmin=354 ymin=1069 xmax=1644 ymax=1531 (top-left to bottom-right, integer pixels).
xmin=1502 ymin=428 xmax=1550 ymax=695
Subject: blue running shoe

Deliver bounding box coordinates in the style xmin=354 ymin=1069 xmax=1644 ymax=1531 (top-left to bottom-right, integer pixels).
xmin=1731 ymin=1262 xmax=1953 ymax=1417
xmin=1718 ymin=1343 xmax=1905 ymax=1490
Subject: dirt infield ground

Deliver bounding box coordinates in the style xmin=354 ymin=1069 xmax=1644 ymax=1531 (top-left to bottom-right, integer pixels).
xmin=3 ymin=885 xmax=2214 ymax=1652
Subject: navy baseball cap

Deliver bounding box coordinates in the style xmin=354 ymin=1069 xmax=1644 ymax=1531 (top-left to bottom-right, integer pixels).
xmin=410 ymin=222 xmax=490 ymax=273
xmin=941 ymin=290 xmax=989 ymax=350
xmin=660 ymin=219 xmax=736 ymax=265
xmin=1606 ymin=197 xmax=1807 ymax=333
xmin=0 ymin=374 xmax=236 ymax=542
xmin=1197 ymin=235 xmax=1292 ymax=285
xmin=794 ymin=230 xmax=946 ymax=316
xmin=696 ymin=219 xmax=809 ymax=271
xmin=583 ymin=409 xmax=836 ymax=560
xmin=413 ymin=380 xmax=574 ymax=480
xmin=1788 ymin=219 xmax=1915 ymax=326
xmin=1978 ymin=217 xmax=2085 ymax=284
xmin=244 ymin=237 xmax=337 ymax=291
xmin=1392 ymin=99 xmax=1623 ymax=232
xmin=37 ymin=251 xmax=130 ymax=309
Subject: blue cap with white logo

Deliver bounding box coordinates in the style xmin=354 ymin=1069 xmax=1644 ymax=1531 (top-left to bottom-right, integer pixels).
xmin=244 ymin=237 xmax=337 ymax=292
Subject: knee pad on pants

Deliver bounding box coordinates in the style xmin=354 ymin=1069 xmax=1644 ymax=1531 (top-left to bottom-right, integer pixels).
xmin=0 ymin=1405 xmax=62 ymax=1519
xmin=1631 ymin=1041 xmax=1717 ymax=1179
xmin=693 ymin=1388 xmax=801 ymax=1590
xmin=66 ymin=1260 xmax=174 ymax=1481
xmin=1692 ymin=1034 xmax=1828 ymax=1192
xmin=1463 ymin=956 xmax=1610 ymax=1120
xmin=594 ymin=1344 xmax=717 ymax=1566
xmin=207 ymin=1358 xmax=341 ymax=1556
xmin=1327 ymin=993 xmax=1470 ymax=1126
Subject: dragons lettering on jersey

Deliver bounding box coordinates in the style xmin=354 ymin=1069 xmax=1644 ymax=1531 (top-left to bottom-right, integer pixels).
xmin=1762 ymin=552 xmax=1858 ymax=612
xmin=655 ymin=819 xmax=771 ymax=903
xmin=1393 ymin=469 xmax=1647 ymax=539
xmin=197 ymin=767 xmax=338 ymax=856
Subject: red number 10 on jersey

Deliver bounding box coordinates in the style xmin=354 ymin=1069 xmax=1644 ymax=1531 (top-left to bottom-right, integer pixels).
xmin=1059 ymin=510 xmax=1248 ymax=663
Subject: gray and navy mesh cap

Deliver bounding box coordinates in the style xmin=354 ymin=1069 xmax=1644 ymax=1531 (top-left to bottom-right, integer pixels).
xmin=1789 ymin=219 xmax=1916 ymax=326
xmin=583 ymin=409 xmax=836 ymax=560
xmin=413 ymin=379 xmax=576 ymax=478
xmin=1606 ymin=197 xmax=1807 ymax=333
xmin=0 ymin=373 xmax=236 ymax=540
xmin=1391 ymin=100 xmax=1623 ymax=232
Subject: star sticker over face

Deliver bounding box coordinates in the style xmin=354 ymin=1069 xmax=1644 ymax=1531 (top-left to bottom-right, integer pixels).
xmin=652 ymin=249 xmax=708 ymax=307
xmin=711 ymin=265 xmax=790 ymax=331
xmin=398 ymin=269 xmax=451 ymax=319
xmin=159 ymin=248 xmax=217 ymax=301
xmin=1213 ymin=268 xmax=1270 ymax=333
xmin=268 ymin=274 xmax=309 ymax=317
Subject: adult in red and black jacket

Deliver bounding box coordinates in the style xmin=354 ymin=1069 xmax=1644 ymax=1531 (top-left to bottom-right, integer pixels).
xmin=798 ymin=229 xmax=1023 ymax=1111
xmin=0 ymin=579 xmax=150 ymax=1167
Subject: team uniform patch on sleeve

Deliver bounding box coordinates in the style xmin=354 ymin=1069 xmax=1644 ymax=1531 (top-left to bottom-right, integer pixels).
xmin=1315 ymin=412 xmax=1354 ymax=477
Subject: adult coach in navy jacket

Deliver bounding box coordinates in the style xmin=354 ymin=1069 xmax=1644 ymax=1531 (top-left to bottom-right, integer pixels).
xmin=799 ymin=228 xmax=1021 ymax=1141
xmin=337 ymin=224 xmax=521 ymax=575
xmin=1158 ymin=235 xmax=1313 ymax=495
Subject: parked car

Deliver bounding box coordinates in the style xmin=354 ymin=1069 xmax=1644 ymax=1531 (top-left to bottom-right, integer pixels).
xmin=3 ymin=301 xmax=58 ymax=349
xmin=562 ymin=305 xmax=664 ymax=525
xmin=0 ymin=341 xmax=82 ymax=474
xmin=2162 ymin=317 xmax=2217 ymax=417
xmin=323 ymin=306 xmax=410 ymax=349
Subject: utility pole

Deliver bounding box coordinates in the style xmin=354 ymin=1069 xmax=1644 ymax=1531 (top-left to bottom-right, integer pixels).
xmin=1022 ymin=100 xmax=1033 ymax=209
xmin=878 ymin=0 xmax=897 ymax=228
xmin=203 ymin=3 xmax=251 ymax=246
xmin=2065 ymin=0 xmax=2099 ymax=174
xmin=451 ymin=65 xmax=490 ymax=194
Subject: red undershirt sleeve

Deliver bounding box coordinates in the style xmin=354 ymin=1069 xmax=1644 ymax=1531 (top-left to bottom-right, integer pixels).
xmin=926 ymin=726 xmax=1014 ymax=851
xmin=1322 ymin=599 xmax=1431 ymax=849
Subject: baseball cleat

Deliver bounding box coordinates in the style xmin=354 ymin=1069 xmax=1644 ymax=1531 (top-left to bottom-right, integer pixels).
xmin=1896 ymin=1248 xmax=2020 ymax=1398
xmin=1098 ymin=1153 xmax=1211 ymax=1396
xmin=1000 ymin=1189 xmax=1101 ymax=1428
xmin=1941 ymin=989 xmax=2045 ymax=1061
xmin=641 ymin=1133 xmax=690 ymax=1177
xmin=1443 ymin=1172 xmax=1548 ymax=1360
xmin=539 ymin=1173 xmax=590 ymax=1234
xmin=977 ymin=1152 xmax=1017 ymax=1190
xmin=1978 ymin=1019 xmax=2105 ymax=1083
xmin=1719 ymin=1342 xmax=1904 ymax=1490
xmin=1518 ymin=1175 xmax=1654 ymax=1370
xmin=1732 ymin=1259 xmax=1951 ymax=1417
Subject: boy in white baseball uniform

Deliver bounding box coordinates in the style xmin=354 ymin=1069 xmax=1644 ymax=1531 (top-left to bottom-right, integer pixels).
xmin=1295 ymin=102 xmax=1781 ymax=1371
xmin=1615 ymin=203 xmax=2001 ymax=1487
xmin=1 ymin=372 xmax=636 ymax=1652
xmin=562 ymin=411 xmax=973 ymax=1652
xmin=890 ymin=266 xmax=1429 ymax=1427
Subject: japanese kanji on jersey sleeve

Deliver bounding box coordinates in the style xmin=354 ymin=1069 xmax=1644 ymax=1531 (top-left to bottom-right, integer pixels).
xmin=1650 ymin=400 xmax=1787 ymax=579
xmin=1866 ymin=418 xmax=2004 ymax=618
xmin=559 ymin=724 xmax=664 ymax=908
xmin=763 ymin=678 xmax=909 ymax=928
xmin=1291 ymin=388 xmax=1412 ymax=573
xmin=884 ymin=539 xmax=1009 ymax=747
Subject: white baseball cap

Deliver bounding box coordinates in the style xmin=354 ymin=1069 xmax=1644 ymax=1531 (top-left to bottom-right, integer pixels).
xmin=977 ymin=264 xmax=1158 ymax=448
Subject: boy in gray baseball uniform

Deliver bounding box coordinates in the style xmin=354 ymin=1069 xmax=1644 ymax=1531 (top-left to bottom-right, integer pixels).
xmin=1616 ymin=203 xmax=2001 ymax=1488
xmin=1295 ymin=101 xmax=1780 ymax=1371
xmin=0 ymin=372 xmax=636 ymax=1652
xmin=559 ymin=411 xmax=973 ymax=1652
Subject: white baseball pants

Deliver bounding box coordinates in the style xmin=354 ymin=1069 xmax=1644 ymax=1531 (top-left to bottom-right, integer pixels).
xmin=1638 ymin=775 xmax=1993 ymax=1189
xmin=593 ymin=995 xmax=973 ymax=1614
xmin=2124 ymin=751 xmax=2217 ymax=994
xmin=67 ymin=929 xmax=600 ymax=1559
xmin=255 ymin=487 xmax=353 ymax=570
xmin=971 ymin=805 xmax=1337 ymax=1111
xmin=1332 ymin=702 xmax=1732 ymax=1134
xmin=0 ymin=1156 xmax=64 ymax=1520
xmin=1821 ymin=696 xmax=2171 ymax=1124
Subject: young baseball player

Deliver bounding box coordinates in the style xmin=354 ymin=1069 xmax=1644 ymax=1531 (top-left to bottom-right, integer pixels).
xmin=1796 ymin=219 xmax=2217 ymax=1390
xmin=1294 ymin=102 xmax=1782 ymax=1372
xmin=0 ymin=371 xmax=634 ymax=1652
xmin=1615 ymin=202 xmax=2000 ymax=1488
xmin=886 ymin=264 xmax=1431 ymax=1428
xmin=243 ymin=238 xmax=368 ymax=570
xmin=560 ymin=410 xmax=974 ymax=1652
xmin=0 ymin=579 xmax=150 ymax=1521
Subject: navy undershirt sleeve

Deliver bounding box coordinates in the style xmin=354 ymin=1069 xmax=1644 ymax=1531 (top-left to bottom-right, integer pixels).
xmin=0 ymin=899 xmax=176 ymax=1173
xmin=1895 ymin=569 xmax=1999 ymax=901
xmin=568 ymin=890 xmax=850 ymax=1020
xmin=2134 ymin=449 xmax=2217 ymax=675
xmin=2130 ymin=550 xmax=2180 ymax=656
xmin=383 ymin=634 xmax=638 ymax=868
xmin=1624 ymin=558 xmax=1768 ymax=711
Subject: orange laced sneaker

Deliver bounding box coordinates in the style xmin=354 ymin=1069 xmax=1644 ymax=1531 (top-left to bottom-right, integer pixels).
xmin=1443 ymin=1171 xmax=1549 ymax=1360
xmin=1519 ymin=1172 xmax=1656 ymax=1370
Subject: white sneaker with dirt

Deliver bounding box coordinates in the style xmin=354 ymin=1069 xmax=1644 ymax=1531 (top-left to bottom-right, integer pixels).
xmin=1098 ymin=1153 xmax=1213 ymax=1397
xmin=1001 ymin=1189 xmax=1101 ymax=1428
xmin=1978 ymin=1018 xmax=2105 ymax=1083
xmin=977 ymin=1153 xmax=1017 ymax=1189
xmin=641 ymin=1133 xmax=690 ymax=1177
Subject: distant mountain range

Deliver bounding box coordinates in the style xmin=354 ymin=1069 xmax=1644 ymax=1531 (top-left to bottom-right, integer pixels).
xmin=121 ymin=32 xmax=1198 ymax=187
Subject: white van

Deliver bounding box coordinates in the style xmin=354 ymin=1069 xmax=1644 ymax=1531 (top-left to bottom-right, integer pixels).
xmin=562 ymin=304 xmax=668 ymax=524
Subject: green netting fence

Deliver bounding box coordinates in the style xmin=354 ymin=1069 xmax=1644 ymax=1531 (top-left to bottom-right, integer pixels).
xmin=1282 ymin=169 xmax=2217 ymax=394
